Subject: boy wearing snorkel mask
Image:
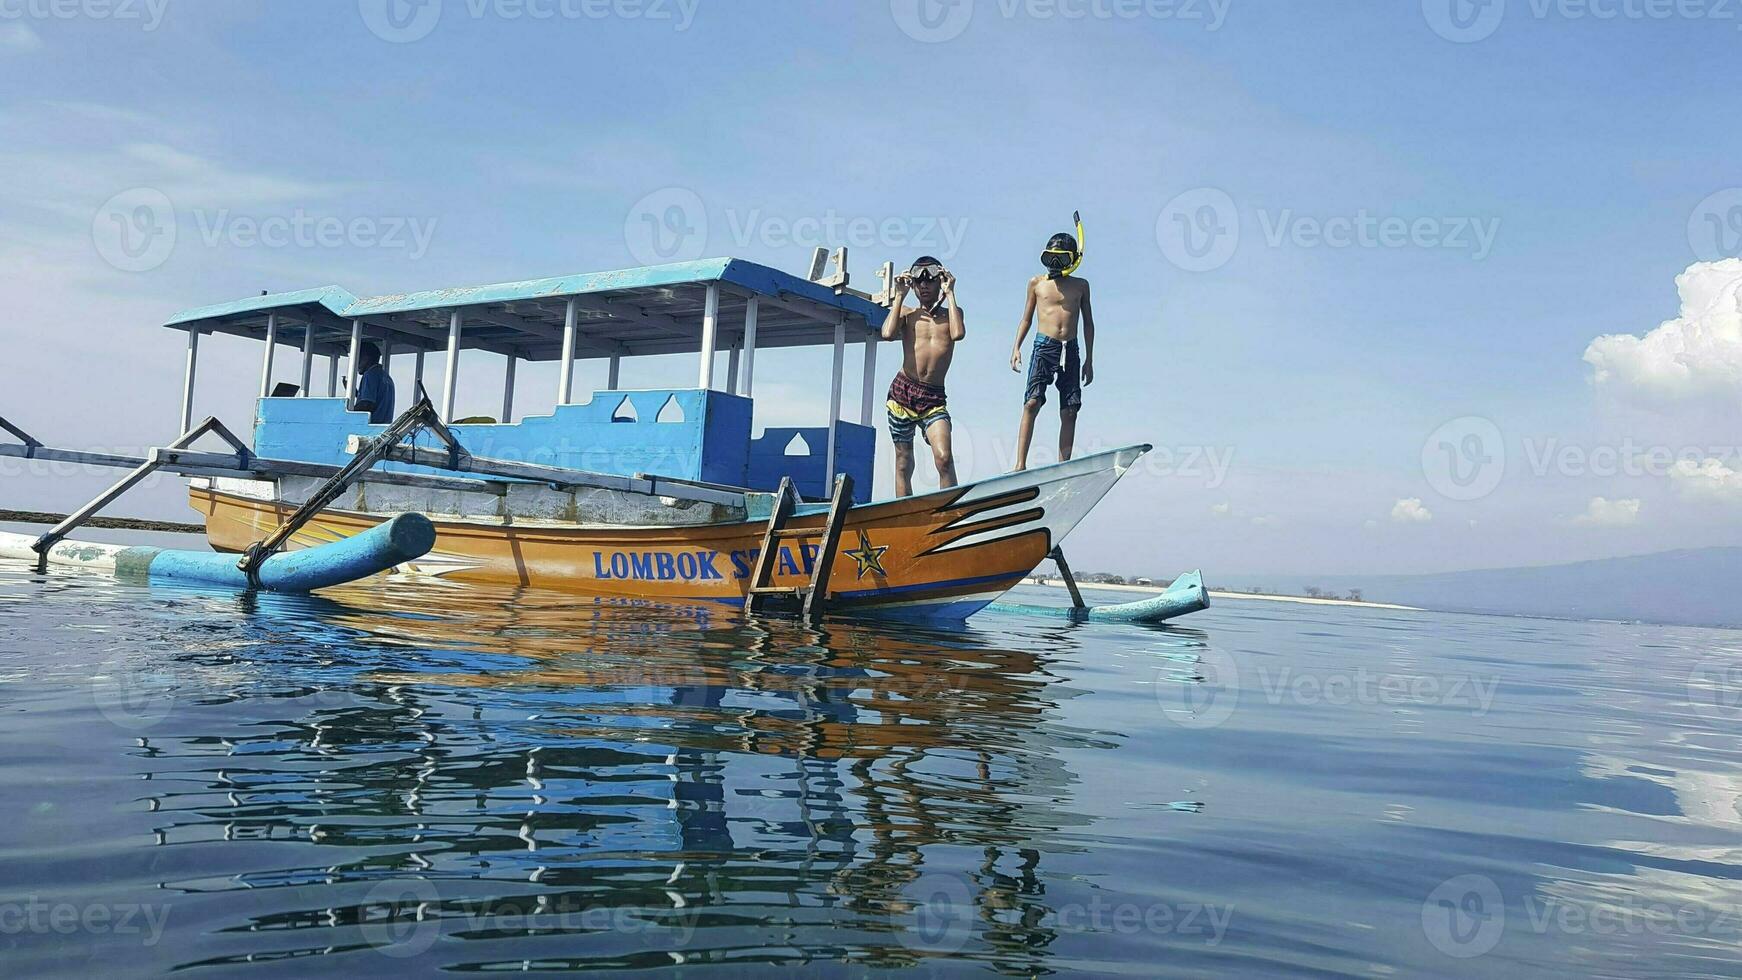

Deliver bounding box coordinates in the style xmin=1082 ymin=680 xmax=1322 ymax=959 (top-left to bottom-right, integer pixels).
xmin=881 ymin=255 xmax=966 ymax=496
xmin=1009 ymin=224 xmax=1094 ymax=470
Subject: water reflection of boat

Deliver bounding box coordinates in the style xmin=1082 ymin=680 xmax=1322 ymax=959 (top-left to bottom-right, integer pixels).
xmin=124 ymin=579 xmax=1185 ymax=972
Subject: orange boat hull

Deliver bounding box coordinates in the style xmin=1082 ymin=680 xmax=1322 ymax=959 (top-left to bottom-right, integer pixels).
xmin=190 ymin=445 xmax=1148 ymax=621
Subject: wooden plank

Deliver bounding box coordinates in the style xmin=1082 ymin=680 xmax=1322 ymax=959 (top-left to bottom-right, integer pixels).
xmin=0 ymin=509 xmax=205 ymax=534
xmin=745 ymin=477 xmax=796 ymax=613
xmin=803 ymin=473 xmax=854 ymax=622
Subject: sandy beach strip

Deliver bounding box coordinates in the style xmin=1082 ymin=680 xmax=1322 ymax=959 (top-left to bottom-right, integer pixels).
xmin=1025 ymin=578 xmax=1420 ymax=611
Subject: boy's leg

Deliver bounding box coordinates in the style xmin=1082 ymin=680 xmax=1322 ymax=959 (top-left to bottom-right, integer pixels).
xmin=892 ymin=439 xmax=915 ymax=497
xmin=1014 ymin=400 xmax=1042 ymax=471
xmin=925 ymin=418 xmax=957 ymax=489
xmin=1057 ymin=340 xmax=1083 ymax=462
xmin=1017 ymin=337 xmax=1055 ymax=471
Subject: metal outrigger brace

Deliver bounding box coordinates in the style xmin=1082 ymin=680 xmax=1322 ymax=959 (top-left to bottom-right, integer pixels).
xmin=235 ymin=395 xmax=457 ymax=585
xmin=30 ymin=416 xmax=254 ymax=573
xmin=1049 ymin=546 xmax=1087 ymax=611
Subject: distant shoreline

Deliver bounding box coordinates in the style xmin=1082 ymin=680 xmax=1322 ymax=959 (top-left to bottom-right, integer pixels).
xmin=1026 ymin=579 xmax=1420 ymax=611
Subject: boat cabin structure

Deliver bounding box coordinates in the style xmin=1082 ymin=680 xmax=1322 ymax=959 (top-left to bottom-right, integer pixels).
xmin=165 ymin=257 xmax=890 ymax=502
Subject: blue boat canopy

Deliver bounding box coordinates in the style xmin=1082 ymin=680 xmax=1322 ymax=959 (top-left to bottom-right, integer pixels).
xmin=164 ymin=257 xmax=887 ymax=359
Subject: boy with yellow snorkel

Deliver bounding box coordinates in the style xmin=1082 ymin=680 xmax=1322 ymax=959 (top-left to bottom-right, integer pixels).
xmin=1010 ymin=214 xmax=1094 ymax=470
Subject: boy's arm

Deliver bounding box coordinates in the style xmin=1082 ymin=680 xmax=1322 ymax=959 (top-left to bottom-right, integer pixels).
xmin=1010 ymin=278 xmax=1038 ymax=372
xmin=880 ymin=278 xmax=911 ymax=341
xmin=941 ymin=270 xmax=966 ymax=341
xmin=1080 ymin=281 xmax=1094 ymax=386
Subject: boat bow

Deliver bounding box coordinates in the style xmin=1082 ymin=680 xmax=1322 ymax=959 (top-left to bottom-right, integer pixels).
xmin=922 ymin=443 xmax=1151 ymax=557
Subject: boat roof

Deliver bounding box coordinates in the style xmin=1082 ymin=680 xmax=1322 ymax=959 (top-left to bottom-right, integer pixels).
xmin=163 ymin=258 xmax=887 ymax=361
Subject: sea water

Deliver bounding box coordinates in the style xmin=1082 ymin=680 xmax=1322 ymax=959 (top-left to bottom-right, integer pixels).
xmin=1 ymin=547 xmax=1740 ymax=977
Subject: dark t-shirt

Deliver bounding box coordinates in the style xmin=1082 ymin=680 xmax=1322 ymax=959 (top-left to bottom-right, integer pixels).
xmin=355 ymin=365 xmax=395 ymax=424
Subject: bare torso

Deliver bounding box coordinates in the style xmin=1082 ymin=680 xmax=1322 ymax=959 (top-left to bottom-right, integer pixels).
xmin=1031 ymin=275 xmax=1088 ymax=341
xmin=899 ymin=306 xmax=960 ymax=387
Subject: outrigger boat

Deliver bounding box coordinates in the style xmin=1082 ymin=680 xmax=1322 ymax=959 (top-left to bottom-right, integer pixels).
xmin=2 ymin=253 xmax=1200 ymax=623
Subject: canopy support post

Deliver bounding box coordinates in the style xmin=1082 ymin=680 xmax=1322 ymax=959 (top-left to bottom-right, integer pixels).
xmin=298 ymin=323 xmax=315 ymax=397
xmin=826 ymin=320 xmax=845 ymax=486
xmin=257 ymin=312 xmax=278 ymax=399
xmin=557 ymin=297 xmax=578 ymax=405
xmin=726 ymin=344 xmax=741 ymax=396
xmin=441 ymin=309 xmax=462 ymax=422
xmin=346 ymin=320 xmax=363 ymax=409
xmin=740 ymin=296 xmax=759 ymax=397
xmin=606 ymin=355 xmax=620 ymax=391
xmin=697 ymin=284 xmax=719 ymax=390
xmin=326 ymin=356 xmax=338 ymax=397
xmin=860 ymin=330 xmax=878 ymax=426
xmin=413 ymin=350 xmax=426 ymax=399
xmin=501 ymin=353 xmax=517 ymax=424
xmin=179 ymin=329 xmax=200 ymax=434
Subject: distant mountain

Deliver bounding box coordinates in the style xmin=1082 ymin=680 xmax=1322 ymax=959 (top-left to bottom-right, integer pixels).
xmin=1229 ymin=548 xmax=1742 ymax=629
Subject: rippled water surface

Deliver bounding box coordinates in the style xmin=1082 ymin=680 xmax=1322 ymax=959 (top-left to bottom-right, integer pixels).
xmin=3 ymin=556 xmax=1741 ymax=977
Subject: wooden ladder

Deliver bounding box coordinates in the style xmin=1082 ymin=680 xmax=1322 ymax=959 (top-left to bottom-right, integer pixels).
xmin=745 ymin=474 xmax=855 ymax=622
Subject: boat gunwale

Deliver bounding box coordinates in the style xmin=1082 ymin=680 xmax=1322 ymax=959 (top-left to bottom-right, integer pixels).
xmin=197 ymin=443 xmax=1152 ymax=538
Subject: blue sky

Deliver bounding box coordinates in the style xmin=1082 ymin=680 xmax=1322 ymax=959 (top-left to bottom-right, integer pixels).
xmin=1 ymin=0 xmax=1738 ymax=578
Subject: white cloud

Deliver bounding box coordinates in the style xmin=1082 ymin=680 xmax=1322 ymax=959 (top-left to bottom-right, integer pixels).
xmin=0 ymin=137 xmax=351 ymax=231
xmin=1250 ymin=514 xmax=1280 ymax=527
xmin=43 ymin=101 xmax=157 ymax=125
xmin=1210 ymin=502 xmax=1232 ymax=517
xmin=1670 ymin=457 xmax=1742 ymax=503
xmin=1391 ymin=498 xmax=1433 ymax=523
xmin=1584 ymin=259 xmax=1742 ymax=407
xmin=1568 ymin=496 xmax=1642 ymax=527
xmin=0 ymin=23 xmax=42 ymax=52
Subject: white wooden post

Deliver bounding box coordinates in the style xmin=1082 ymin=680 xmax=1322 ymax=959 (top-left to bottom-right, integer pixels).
xmin=740 ymin=296 xmax=759 ymax=397
xmin=826 ymin=320 xmax=845 ymax=483
xmin=606 ymin=355 xmax=621 ymax=391
xmin=381 ymin=340 xmax=393 ymax=401
xmin=441 ymin=309 xmax=463 ymax=422
xmin=178 ymin=329 xmax=200 ymax=433
xmin=299 ymin=323 xmax=315 ymax=397
xmin=697 ymin=284 xmax=719 ymax=390
xmin=413 ymin=350 xmax=426 ymax=400
xmin=257 ymin=312 xmax=278 ymax=398
xmin=726 ymin=344 xmax=741 ymax=396
xmin=501 ymin=353 xmax=517 ymax=423
xmin=326 ymin=355 xmax=339 ymax=397
xmin=557 ymin=297 xmax=578 ymax=405
xmin=346 ymin=320 xmax=363 ymax=407
xmin=860 ymin=330 xmax=878 ymax=426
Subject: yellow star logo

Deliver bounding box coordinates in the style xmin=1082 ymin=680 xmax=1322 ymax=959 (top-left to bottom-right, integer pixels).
xmin=844 ymin=530 xmax=889 ymax=579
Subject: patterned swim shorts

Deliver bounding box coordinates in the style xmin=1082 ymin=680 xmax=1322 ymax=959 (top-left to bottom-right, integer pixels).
xmin=886 ymin=371 xmax=950 ymax=443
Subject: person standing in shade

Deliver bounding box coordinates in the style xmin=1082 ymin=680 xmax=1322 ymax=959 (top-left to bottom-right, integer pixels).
xmin=351 ymin=342 xmax=396 ymax=424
